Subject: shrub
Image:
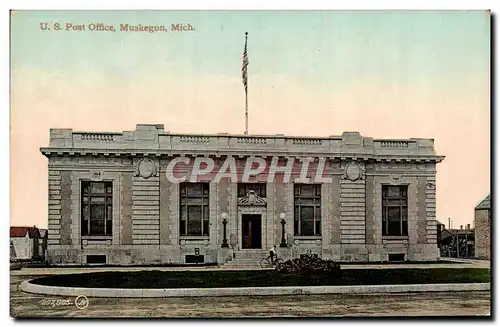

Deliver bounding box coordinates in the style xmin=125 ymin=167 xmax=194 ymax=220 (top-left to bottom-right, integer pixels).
xmin=276 ymin=252 xmax=341 ymax=277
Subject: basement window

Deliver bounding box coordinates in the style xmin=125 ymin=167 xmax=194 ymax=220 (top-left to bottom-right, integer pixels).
xmin=185 ymin=255 xmax=204 ymax=264
xmin=388 ymin=253 xmax=406 ymax=262
xmin=86 ymin=255 xmax=107 ymax=265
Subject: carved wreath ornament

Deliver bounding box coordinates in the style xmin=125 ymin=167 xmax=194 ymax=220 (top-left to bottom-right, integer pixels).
xmin=134 ymin=157 xmax=158 ymax=179
xmin=343 ymin=161 xmax=365 ymax=181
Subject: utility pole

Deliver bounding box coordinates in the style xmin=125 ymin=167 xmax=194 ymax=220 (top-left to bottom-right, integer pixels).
xmin=465 ymin=224 xmax=469 ymax=258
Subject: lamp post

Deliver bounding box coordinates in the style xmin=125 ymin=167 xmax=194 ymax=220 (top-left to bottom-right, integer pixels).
xmin=221 ymin=213 xmax=229 ymax=248
xmin=280 ymin=213 xmax=287 ymax=248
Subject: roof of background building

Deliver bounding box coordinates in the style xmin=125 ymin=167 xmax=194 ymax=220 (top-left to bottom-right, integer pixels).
xmin=475 ymin=194 xmax=490 ymax=210
xmin=10 ymin=226 xmax=40 ymax=238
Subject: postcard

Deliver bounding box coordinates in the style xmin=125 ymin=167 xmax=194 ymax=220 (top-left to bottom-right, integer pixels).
xmin=10 ymin=9 xmax=491 ymax=318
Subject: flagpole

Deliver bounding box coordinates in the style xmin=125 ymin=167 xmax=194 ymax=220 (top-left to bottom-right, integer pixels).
xmin=245 ymin=76 xmax=248 ymax=136
xmin=243 ymin=32 xmax=249 ymax=136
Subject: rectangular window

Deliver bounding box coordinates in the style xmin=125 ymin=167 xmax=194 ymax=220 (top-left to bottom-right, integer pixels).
xmin=294 ymin=184 xmax=321 ymax=236
xmin=81 ymin=181 xmax=113 ymax=236
xmin=382 ymin=185 xmax=408 ymax=237
xmin=86 ymin=255 xmax=107 ymax=264
xmin=237 ymin=183 xmax=267 ymax=198
xmin=388 ymin=253 xmax=406 ymax=262
xmin=185 ymin=255 xmax=205 ymax=264
xmin=180 ymin=183 xmax=210 ymax=236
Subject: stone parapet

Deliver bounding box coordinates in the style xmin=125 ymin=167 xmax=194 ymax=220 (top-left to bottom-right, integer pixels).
xmin=41 ymin=124 xmax=444 ymax=162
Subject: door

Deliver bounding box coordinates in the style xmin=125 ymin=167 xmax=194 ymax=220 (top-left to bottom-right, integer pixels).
xmin=242 ymin=214 xmax=262 ymax=249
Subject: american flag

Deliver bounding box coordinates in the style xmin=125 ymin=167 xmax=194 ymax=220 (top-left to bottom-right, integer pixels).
xmin=242 ymin=32 xmax=249 ymax=92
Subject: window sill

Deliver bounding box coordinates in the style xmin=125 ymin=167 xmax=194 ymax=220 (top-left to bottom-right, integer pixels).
xmin=180 ymin=236 xmax=210 ymax=240
xmin=382 ymin=236 xmax=409 ymax=240
xmin=294 ymin=236 xmax=322 ymax=240
xmin=81 ymin=236 xmax=112 ymax=239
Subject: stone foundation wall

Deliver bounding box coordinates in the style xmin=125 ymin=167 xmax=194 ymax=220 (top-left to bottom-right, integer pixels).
xmin=48 ymin=246 xmax=181 ymax=265
xmin=47 ymin=242 xmax=439 ymax=265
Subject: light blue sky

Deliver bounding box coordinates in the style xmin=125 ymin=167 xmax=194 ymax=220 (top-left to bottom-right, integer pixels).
xmin=12 ymin=10 xmax=490 ymax=89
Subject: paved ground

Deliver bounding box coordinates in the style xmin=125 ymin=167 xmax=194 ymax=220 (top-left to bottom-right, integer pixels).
xmin=10 ymin=274 xmax=491 ymax=318
xmin=11 ymin=259 xmax=491 ymax=276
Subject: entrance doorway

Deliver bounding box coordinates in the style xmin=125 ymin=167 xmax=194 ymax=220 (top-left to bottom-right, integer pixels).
xmin=242 ymin=214 xmax=262 ymax=249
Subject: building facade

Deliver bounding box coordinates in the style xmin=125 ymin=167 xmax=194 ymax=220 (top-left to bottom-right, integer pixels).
xmin=474 ymin=194 xmax=491 ymax=260
xmin=41 ymin=124 xmax=444 ymax=265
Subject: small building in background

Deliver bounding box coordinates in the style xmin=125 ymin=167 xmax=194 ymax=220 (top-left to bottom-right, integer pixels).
xmin=436 ymin=221 xmax=446 ymax=244
xmin=10 ymin=226 xmax=41 ymax=260
xmin=474 ymin=194 xmax=491 ymax=260
xmin=438 ymin=224 xmax=474 ymax=258
xmin=10 ymin=240 xmax=16 ymax=260
xmin=38 ymin=229 xmax=48 ymax=261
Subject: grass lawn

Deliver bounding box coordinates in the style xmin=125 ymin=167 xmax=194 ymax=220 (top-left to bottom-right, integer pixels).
xmin=30 ymin=268 xmax=490 ymax=289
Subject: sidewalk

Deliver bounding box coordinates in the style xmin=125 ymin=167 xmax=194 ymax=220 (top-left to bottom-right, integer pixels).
xmin=11 ymin=258 xmax=490 ymax=276
xmin=345 ymin=258 xmax=490 ymax=270
xmin=20 ymin=279 xmax=491 ymax=298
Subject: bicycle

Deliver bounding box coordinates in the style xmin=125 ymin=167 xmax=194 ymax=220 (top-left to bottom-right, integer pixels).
xmin=259 ymin=256 xmax=283 ymax=268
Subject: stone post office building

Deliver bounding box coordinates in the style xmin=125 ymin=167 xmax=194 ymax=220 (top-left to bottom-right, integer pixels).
xmin=41 ymin=124 xmax=444 ymax=265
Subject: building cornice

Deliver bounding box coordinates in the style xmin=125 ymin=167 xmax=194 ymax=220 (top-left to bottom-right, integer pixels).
xmin=40 ymin=124 xmax=445 ymax=163
xmin=40 ymin=148 xmax=445 ymax=163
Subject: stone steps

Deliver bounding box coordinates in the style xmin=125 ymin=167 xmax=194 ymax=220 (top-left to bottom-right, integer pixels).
xmin=226 ymin=261 xmax=262 ymax=266
xmin=223 ymin=250 xmax=270 ymax=267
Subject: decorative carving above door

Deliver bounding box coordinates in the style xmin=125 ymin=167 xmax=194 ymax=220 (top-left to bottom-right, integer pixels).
xmin=237 ymin=190 xmax=266 ymax=206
